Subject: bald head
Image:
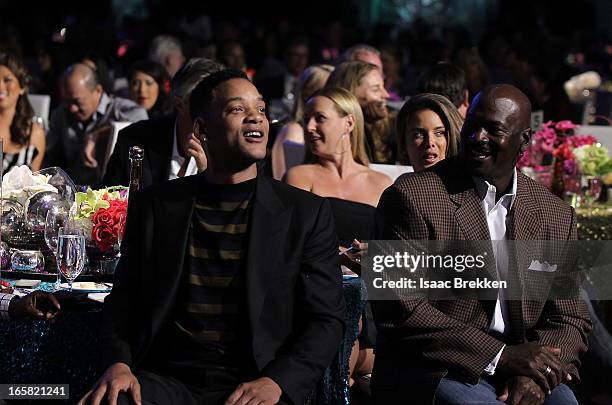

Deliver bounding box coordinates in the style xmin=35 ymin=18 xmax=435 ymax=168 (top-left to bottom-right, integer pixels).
xmin=472 ymin=84 xmax=531 ymax=133
xmin=63 ymin=63 xmax=103 ymax=122
xmin=65 ymin=63 xmax=99 ymax=90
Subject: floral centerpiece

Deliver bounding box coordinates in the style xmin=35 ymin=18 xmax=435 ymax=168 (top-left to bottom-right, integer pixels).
xmin=2 ymin=166 xmax=58 ymax=206
xmin=70 ymin=186 xmax=128 ymax=257
xmin=517 ymin=120 xmax=612 ymax=201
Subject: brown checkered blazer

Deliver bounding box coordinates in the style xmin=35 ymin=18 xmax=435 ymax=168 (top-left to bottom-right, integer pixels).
xmin=370 ymin=157 xmax=592 ymax=404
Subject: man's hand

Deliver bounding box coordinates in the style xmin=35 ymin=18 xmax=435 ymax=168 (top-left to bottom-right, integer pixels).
xmin=184 ymin=133 xmax=207 ymax=173
xmin=9 ymin=291 xmax=60 ymax=320
xmin=82 ymin=137 xmax=98 ymax=168
xmin=82 ymin=125 xmax=113 ymax=169
xmin=497 ymin=376 xmax=545 ymax=405
xmin=78 ymin=363 xmax=141 ymax=405
xmin=224 ymin=377 xmax=282 ymax=405
xmin=497 ymin=342 xmax=570 ymax=394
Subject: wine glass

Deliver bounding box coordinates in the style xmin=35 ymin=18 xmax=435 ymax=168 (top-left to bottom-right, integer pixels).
xmin=57 ymin=229 xmax=86 ymax=291
xmin=44 ymin=207 xmax=69 ymax=286
xmin=582 ymin=176 xmax=602 ymax=206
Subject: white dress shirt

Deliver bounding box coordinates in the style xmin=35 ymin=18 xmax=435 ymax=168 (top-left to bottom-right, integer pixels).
xmin=168 ymin=121 xmax=198 ymax=181
xmin=473 ymin=169 xmax=518 ymax=375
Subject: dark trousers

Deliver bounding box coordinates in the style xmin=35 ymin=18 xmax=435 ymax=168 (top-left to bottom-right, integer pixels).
xmin=117 ymin=368 xmax=291 ymax=405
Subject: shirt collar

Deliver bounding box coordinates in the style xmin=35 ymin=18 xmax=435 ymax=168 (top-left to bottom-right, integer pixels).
xmin=171 ymin=118 xmax=182 ymax=161
xmin=473 ymin=168 xmax=518 ymax=211
xmin=94 ymin=92 xmax=110 ymax=119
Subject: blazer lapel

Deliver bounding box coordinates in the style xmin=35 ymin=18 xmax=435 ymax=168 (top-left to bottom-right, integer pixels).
xmin=440 ymin=160 xmax=496 ymax=280
xmin=148 ymin=174 xmax=199 ymax=333
xmin=246 ymin=176 xmax=292 ymax=334
xmin=505 ymin=173 xmax=541 ymax=343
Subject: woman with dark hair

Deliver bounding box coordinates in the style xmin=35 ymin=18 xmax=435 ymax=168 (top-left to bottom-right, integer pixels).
xmin=0 ymin=52 xmax=45 ymax=172
xmin=128 ymin=60 xmax=170 ymax=118
xmin=396 ymin=93 xmax=463 ymax=171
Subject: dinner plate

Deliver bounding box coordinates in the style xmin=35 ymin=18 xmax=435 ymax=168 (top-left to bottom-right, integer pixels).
xmin=58 ymin=282 xmax=112 ymax=292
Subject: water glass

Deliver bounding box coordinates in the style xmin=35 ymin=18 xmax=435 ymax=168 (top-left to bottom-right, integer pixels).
xmin=57 ymin=231 xmax=86 ymax=291
xmin=45 ymin=207 xmax=69 ymax=286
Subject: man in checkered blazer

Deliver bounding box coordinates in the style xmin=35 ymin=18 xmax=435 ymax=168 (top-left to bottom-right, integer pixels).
xmin=371 ymin=85 xmax=592 ymax=404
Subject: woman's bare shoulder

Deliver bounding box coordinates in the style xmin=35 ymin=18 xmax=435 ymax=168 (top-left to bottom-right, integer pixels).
xmin=366 ymin=168 xmax=394 ymax=189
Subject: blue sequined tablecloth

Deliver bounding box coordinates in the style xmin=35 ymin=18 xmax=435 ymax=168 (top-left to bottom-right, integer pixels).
xmin=0 ymin=282 xmax=104 ymax=404
xmin=0 ymin=278 xmax=365 ymax=405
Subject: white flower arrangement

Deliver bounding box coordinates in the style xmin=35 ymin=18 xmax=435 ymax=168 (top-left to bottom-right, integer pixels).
xmin=1 ymin=165 xmax=59 ymax=206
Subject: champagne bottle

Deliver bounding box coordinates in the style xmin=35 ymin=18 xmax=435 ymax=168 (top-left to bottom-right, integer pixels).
xmin=128 ymin=146 xmax=144 ymax=197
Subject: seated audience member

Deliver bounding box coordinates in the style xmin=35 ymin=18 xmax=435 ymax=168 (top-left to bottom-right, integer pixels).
xmin=148 ymin=35 xmax=185 ymax=78
xmin=454 ymin=47 xmax=489 ymax=102
xmin=418 ymin=62 xmax=470 ymax=118
xmin=372 ymin=84 xmax=592 ymax=404
xmin=79 ymin=69 xmax=344 ymax=405
xmin=102 ymin=58 xmax=224 ymax=187
xmin=218 ymin=40 xmax=253 ymax=79
xmin=271 ymin=64 xmax=334 ymax=180
xmin=326 ymin=61 xmax=395 ymax=164
xmin=255 ymin=37 xmax=310 ymax=123
xmin=338 ymin=44 xmax=383 ymax=70
xmin=0 ymin=52 xmax=45 ymax=172
xmin=128 ymin=60 xmax=170 ymax=118
xmin=0 ymin=287 xmax=60 ymax=320
xmin=379 ymin=43 xmax=408 ymax=102
xmin=395 ymin=93 xmax=462 ymax=171
xmin=285 ymin=87 xmax=392 ymax=397
xmin=44 ymin=63 xmax=148 ymax=185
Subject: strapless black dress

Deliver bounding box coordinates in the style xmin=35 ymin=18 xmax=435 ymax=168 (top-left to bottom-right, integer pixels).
xmin=327 ymin=197 xmax=376 ymax=247
xmin=327 ymin=197 xmax=377 ymax=348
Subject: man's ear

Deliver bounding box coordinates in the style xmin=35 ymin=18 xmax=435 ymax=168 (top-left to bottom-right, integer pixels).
xmin=193 ymin=117 xmax=207 ymax=141
xmin=462 ymin=89 xmax=470 ymax=109
xmin=520 ymin=127 xmax=532 ymax=151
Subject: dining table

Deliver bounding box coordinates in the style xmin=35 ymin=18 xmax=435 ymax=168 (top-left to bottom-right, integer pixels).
xmin=0 ymin=276 xmax=366 ymax=405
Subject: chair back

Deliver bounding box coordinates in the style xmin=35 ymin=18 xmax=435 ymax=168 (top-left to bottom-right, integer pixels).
xmin=100 ymin=121 xmax=132 ymax=177
xmin=369 ymin=163 xmax=413 ymax=181
xmin=27 ymin=94 xmax=51 ymax=129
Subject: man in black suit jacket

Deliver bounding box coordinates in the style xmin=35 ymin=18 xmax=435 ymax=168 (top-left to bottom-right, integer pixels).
xmin=80 ymin=69 xmax=345 ymax=405
xmin=102 ymin=58 xmax=224 ymax=188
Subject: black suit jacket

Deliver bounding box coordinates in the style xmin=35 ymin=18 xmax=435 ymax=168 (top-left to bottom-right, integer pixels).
xmin=101 ymin=114 xmax=175 ymax=188
xmin=100 ymin=173 xmax=345 ymax=404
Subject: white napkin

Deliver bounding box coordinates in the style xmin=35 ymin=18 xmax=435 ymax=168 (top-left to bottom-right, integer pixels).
xmin=87 ymin=292 xmax=110 ymax=303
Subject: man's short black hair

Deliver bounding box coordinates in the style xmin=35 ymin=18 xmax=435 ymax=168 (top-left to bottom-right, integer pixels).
xmin=189 ymin=68 xmax=248 ymax=121
xmin=418 ymin=62 xmax=467 ymax=108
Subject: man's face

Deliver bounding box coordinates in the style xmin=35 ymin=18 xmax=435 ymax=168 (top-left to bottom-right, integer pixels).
xmin=355 ymin=69 xmax=389 ymax=122
xmin=203 ymin=78 xmax=269 ymax=167
xmin=460 ymin=92 xmax=526 ymax=183
xmin=354 ymin=50 xmax=383 ymax=70
xmin=64 ymin=76 xmax=102 ymax=122
xmin=286 ymin=44 xmax=309 ymax=77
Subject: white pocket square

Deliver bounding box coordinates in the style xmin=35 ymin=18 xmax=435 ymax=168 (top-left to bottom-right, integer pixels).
xmin=528 ymin=260 xmax=557 ymax=272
